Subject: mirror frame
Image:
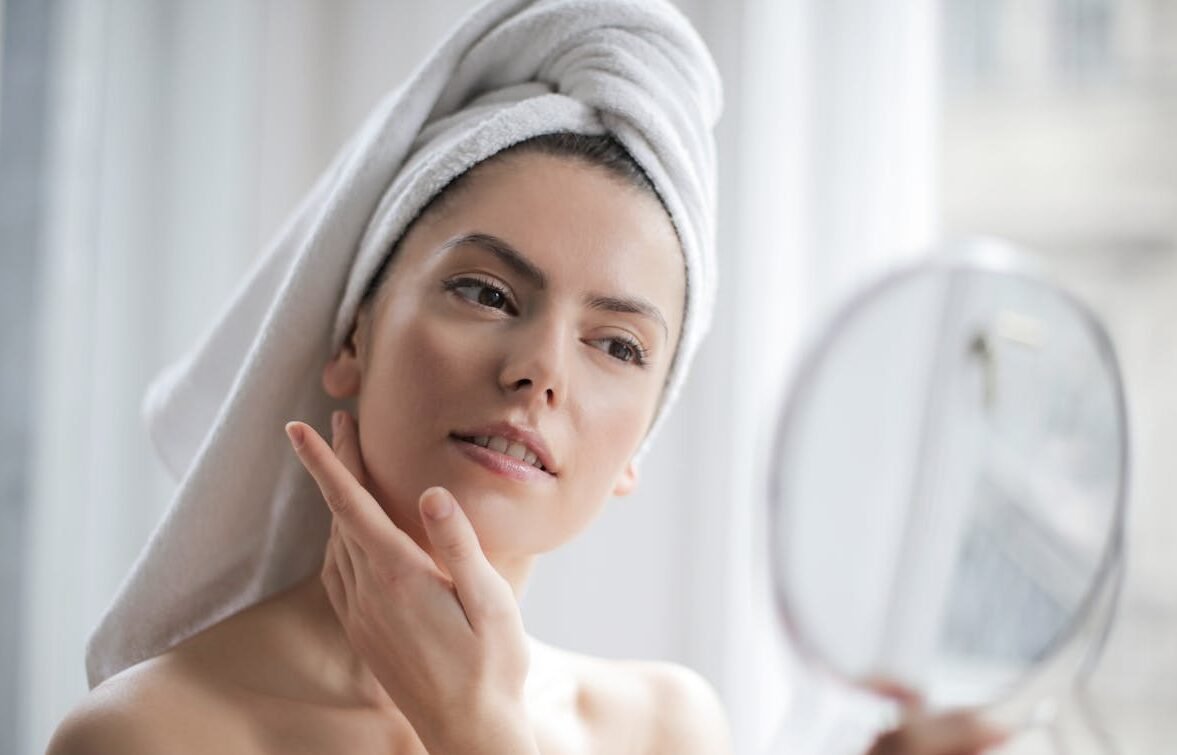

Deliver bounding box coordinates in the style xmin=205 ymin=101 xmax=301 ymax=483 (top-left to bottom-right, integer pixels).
xmin=766 ymin=239 xmax=1131 ymax=709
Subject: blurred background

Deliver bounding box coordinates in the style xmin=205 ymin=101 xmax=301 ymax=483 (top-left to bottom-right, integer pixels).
xmin=1 ymin=0 xmax=1174 ymax=753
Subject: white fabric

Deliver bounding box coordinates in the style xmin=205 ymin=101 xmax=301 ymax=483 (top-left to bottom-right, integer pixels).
xmin=85 ymin=0 xmax=720 ymax=687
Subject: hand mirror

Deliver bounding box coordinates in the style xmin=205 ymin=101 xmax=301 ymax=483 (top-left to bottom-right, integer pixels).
xmin=767 ymin=240 xmax=1128 ymax=748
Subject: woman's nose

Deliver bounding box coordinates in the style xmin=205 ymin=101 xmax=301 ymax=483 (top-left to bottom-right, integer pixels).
xmin=497 ymin=318 xmax=569 ymax=409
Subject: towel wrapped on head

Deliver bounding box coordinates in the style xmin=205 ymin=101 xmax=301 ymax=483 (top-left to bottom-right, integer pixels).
xmin=86 ymin=0 xmax=721 ymax=688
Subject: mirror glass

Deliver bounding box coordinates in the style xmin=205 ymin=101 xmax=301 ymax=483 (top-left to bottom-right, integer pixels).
xmin=769 ymin=253 xmax=1127 ymax=711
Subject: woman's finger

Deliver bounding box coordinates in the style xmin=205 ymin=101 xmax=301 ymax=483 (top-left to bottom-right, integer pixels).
xmin=329 ymin=517 xmax=357 ymax=594
xmin=327 ymin=412 xmax=366 ymax=589
xmin=286 ymin=420 xmax=424 ymax=574
xmin=418 ymin=487 xmax=512 ymax=628
xmin=331 ymin=410 xmax=369 ymax=487
xmin=864 ymin=676 xmax=925 ymax=719
xmin=320 ymin=532 xmax=346 ymax=612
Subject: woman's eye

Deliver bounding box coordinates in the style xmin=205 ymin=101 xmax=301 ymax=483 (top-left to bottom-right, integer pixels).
xmin=445 ymin=277 xmax=515 ymax=313
xmin=595 ymin=337 xmax=649 ymax=367
xmin=608 ymin=340 xmax=635 ymax=362
xmin=472 ymin=285 xmax=507 ymax=309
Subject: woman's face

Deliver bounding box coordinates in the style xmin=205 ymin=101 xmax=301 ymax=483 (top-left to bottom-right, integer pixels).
xmin=323 ymin=151 xmax=685 ymax=559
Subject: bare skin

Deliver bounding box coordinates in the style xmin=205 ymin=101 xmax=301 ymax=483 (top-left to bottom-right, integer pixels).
xmin=49 ymin=572 xmax=726 ymax=754
xmin=47 ymin=151 xmax=1004 ymax=755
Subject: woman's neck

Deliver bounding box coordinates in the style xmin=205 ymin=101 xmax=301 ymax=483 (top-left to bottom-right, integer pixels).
xmin=291 ymin=574 xmax=398 ymax=708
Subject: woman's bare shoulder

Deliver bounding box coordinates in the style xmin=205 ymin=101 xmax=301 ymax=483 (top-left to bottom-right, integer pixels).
xmin=47 ymin=585 xmax=379 ymax=755
xmin=46 ymin=653 xmax=252 ymax=755
xmin=633 ymin=660 xmax=733 ymax=754
xmin=547 ymin=644 xmax=734 ymax=755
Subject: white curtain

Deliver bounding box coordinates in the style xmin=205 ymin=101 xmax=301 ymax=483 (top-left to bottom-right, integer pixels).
xmin=18 ymin=2 xmax=937 ymax=754
xmin=715 ymin=1 xmax=938 ymax=751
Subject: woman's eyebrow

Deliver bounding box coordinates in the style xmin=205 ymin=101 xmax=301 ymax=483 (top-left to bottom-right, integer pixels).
xmin=440 ymin=233 xmax=547 ymax=288
xmin=586 ymin=295 xmax=668 ymax=338
xmin=440 ymin=231 xmax=668 ymax=337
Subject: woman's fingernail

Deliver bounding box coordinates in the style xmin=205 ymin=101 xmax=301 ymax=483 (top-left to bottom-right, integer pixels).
xmin=422 ymin=488 xmax=454 ymax=520
xmin=285 ymin=422 xmax=304 ymax=449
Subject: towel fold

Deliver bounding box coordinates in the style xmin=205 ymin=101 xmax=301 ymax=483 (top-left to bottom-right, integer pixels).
xmin=86 ymin=0 xmax=721 ymax=688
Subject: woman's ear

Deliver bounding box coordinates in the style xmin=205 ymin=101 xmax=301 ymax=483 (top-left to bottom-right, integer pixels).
xmin=611 ymin=460 xmax=638 ymax=497
xmin=321 ymin=316 xmax=366 ymax=399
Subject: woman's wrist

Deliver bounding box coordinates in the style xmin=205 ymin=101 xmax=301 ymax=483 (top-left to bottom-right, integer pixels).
xmin=416 ymin=698 xmax=540 ymax=755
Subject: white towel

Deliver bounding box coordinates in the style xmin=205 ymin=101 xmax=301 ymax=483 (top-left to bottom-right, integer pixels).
xmin=86 ymin=0 xmax=721 ymax=687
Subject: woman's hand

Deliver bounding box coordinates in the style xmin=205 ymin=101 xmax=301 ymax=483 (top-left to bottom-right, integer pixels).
xmin=866 ymin=712 xmax=1007 ymax=755
xmin=865 ymin=682 xmax=1008 ymax=755
xmin=285 ymin=412 xmax=539 ymax=755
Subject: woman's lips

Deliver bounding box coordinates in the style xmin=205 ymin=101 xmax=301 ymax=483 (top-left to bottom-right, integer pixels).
xmin=449 ymin=436 xmax=555 ymax=483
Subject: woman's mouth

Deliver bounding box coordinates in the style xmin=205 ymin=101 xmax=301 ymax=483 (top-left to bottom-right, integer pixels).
xmin=456 ymin=434 xmax=548 ymax=471
xmin=450 ymin=434 xmax=555 ymax=482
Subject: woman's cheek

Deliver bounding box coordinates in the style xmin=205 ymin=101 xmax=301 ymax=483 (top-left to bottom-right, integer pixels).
xmin=373 ymin=318 xmax=484 ymax=425
xmin=590 ymin=403 xmax=647 ymax=472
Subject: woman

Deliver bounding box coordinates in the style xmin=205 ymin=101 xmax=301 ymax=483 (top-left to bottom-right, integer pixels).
xmin=53 ymin=130 xmax=730 ymax=753
xmin=49 ymin=1 xmax=1006 ymax=752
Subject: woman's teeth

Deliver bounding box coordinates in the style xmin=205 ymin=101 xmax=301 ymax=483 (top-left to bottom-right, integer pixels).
xmin=468 ymin=435 xmax=545 ymax=471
